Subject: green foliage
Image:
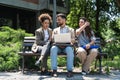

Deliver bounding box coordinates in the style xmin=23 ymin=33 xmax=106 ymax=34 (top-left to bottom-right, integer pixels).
xmin=0 ymin=26 xmax=33 ymax=71
xmin=102 ymin=56 xmax=120 ymax=71
xmin=101 ymin=19 xmax=120 ymax=60
xmin=67 ymin=0 xmax=86 ymax=29
xmin=57 ymin=57 xmax=66 ymax=67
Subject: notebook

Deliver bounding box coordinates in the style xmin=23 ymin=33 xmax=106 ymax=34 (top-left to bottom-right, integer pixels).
xmin=81 ymin=45 xmax=100 ymax=49
xmin=54 ymin=33 xmax=71 ymax=43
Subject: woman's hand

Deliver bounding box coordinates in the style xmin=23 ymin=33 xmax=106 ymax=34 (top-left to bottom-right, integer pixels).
xmin=84 ymin=21 xmax=90 ymax=27
xmin=76 ymin=21 xmax=90 ymax=35
xmin=85 ymin=44 xmax=91 ymax=49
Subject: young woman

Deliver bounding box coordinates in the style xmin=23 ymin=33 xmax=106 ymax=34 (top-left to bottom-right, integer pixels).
xmin=76 ymin=17 xmax=98 ymax=75
xmin=31 ymin=13 xmax=52 ymax=75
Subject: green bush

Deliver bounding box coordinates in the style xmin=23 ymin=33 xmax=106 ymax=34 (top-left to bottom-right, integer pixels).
xmin=0 ymin=26 xmax=33 ymax=71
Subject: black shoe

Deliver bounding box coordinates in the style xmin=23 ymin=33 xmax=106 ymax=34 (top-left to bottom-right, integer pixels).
xmin=51 ymin=70 xmax=58 ymax=77
xmin=41 ymin=70 xmax=51 ymax=75
xmin=35 ymin=60 xmax=41 ymax=66
xmin=67 ymin=71 xmax=73 ymax=78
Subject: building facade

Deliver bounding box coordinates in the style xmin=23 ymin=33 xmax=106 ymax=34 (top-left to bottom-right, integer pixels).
xmin=0 ymin=0 xmax=69 ymax=33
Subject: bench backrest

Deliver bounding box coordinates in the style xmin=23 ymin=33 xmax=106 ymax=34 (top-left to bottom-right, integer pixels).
xmin=22 ymin=37 xmax=102 ymax=52
xmin=22 ymin=37 xmax=35 ymax=52
xmin=95 ymin=37 xmax=102 ymax=53
xmin=95 ymin=37 xmax=101 ymax=46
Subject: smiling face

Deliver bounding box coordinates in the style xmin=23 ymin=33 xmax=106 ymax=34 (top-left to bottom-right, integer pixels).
xmin=79 ymin=19 xmax=85 ymax=27
xmin=42 ymin=19 xmax=50 ymax=29
xmin=56 ymin=16 xmax=66 ymax=27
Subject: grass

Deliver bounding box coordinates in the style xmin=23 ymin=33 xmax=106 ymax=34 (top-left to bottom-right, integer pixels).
xmin=93 ymin=55 xmax=120 ymax=74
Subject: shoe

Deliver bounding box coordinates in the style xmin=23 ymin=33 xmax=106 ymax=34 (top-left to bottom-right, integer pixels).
xmin=81 ymin=70 xmax=88 ymax=75
xmin=41 ymin=70 xmax=50 ymax=75
xmin=81 ymin=71 xmax=86 ymax=75
xmin=67 ymin=71 xmax=73 ymax=78
xmin=35 ymin=60 xmax=41 ymax=66
xmin=51 ymin=70 xmax=58 ymax=77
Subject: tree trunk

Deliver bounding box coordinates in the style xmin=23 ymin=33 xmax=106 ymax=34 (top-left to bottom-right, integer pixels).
xmin=84 ymin=0 xmax=87 ymax=17
xmin=95 ymin=0 xmax=100 ymax=36
xmin=116 ymin=0 xmax=120 ymax=7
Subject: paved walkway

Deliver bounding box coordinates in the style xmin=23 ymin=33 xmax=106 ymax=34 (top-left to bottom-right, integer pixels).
xmin=0 ymin=70 xmax=120 ymax=80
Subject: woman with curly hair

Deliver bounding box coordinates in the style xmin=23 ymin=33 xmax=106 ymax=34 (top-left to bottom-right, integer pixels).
xmin=32 ymin=13 xmax=52 ymax=75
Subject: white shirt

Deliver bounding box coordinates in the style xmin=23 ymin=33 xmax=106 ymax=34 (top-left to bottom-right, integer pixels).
xmin=44 ymin=30 xmax=49 ymax=41
xmin=60 ymin=26 xmax=69 ymax=33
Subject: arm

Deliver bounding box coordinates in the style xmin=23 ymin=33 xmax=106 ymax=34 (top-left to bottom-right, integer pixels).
xmin=51 ymin=29 xmax=56 ymax=43
xmin=48 ymin=28 xmax=53 ymax=42
xmin=35 ymin=30 xmax=46 ymax=45
xmin=71 ymin=28 xmax=75 ymax=45
xmin=86 ymin=31 xmax=96 ymax=49
xmin=85 ymin=40 xmax=95 ymax=50
xmin=76 ymin=22 xmax=90 ymax=35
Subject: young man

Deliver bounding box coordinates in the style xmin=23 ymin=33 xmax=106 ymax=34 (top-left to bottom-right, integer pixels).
xmin=50 ymin=13 xmax=75 ymax=77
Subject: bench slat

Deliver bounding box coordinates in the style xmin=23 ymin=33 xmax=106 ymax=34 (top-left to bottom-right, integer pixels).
xmin=24 ymin=40 xmax=35 ymax=43
xmin=23 ymin=43 xmax=34 ymax=46
xmin=24 ymin=37 xmax=35 ymax=39
xmin=18 ymin=51 xmax=40 ymax=56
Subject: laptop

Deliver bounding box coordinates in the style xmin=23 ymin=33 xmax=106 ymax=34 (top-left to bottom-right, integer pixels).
xmin=54 ymin=33 xmax=71 ymax=43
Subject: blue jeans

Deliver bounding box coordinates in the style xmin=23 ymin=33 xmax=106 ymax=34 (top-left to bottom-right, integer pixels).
xmin=50 ymin=45 xmax=74 ymax=71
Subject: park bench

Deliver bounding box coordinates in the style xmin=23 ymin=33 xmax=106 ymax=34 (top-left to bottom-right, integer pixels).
xmin=94 ymin=37 xmax=107 ymax=73
xmin=18 ymin=37 xmax=39 ymax=73
xmin=18 ymin=37 xmax=107 ymax=74
xmin=18 ymin=37 xmax=74 ymax=73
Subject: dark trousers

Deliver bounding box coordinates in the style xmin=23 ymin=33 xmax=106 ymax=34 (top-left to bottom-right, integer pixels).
xmin=37 ymin=42 xmax=50 ymax=71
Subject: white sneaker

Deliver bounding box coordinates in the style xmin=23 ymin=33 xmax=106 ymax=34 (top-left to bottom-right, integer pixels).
xmin=81 ymin=71 xmax=87 ymax=75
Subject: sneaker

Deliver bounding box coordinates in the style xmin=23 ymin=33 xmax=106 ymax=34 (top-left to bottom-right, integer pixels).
xmin=81 ymin=71 xmax=87 ymax=75
xmin=81 ymin=70 xmax=89 ymax=75
xmin=41 ymin=70 xmax=50 ymax=75
xmin=35 ymin=60 xmax=41 ymax=66
xmin=51 ymin=70 xmax=58 ymax=77
xmin=67 ymin=71 xmax=73 ymax=78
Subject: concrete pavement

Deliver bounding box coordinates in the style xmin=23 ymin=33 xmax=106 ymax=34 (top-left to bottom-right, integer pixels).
xmin=0 ymin=70 xmax=120 ymax=80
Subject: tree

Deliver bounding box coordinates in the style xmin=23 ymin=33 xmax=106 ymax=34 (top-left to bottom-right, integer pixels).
xmin=67 ymin=0 xmax=120 ymax=59
xmin=67 ymin=0 xmax=120 ymax=37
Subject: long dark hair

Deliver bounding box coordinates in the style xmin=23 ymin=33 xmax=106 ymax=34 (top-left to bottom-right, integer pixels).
xmin=79 ymin=17 xmax=93 ymax=40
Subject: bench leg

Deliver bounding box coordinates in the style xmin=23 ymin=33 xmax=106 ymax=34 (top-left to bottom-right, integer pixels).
xmin=99 ymin=56 xmax=102 ymax=73
xmin=95 ymin=59 xmax=97 ymax=69
xmin=22 ymin=56 xmax=25 ymax=74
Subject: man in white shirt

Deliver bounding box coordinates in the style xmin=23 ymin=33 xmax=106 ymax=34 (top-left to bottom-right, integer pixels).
xmin=50 ymin=13 xmax=75 ymax=77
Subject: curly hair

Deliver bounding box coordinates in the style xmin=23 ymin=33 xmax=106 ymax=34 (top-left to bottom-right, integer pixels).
xmin=38 ymin=13 xmax=52 ymax=23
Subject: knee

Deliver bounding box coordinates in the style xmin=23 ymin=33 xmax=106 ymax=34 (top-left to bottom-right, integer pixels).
xmin=66 ymin=46 xmax=73 ymax=51
xmin=77 ymin=47 xmax=86 ymax=54
xmin=51 ymin=46 xmax=58 ymax=52
xmin=66 ymin=47 xmax=74 ymax=55
xmin=90 ymin=49 xmax=98 ymax=55
xmin=76 ymin=47 xmax=86 ymax=57
xmin=89 ymin=49 xmax=98 ymax=57
xmin=50 ymin=46 xmax=58 ymax=56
